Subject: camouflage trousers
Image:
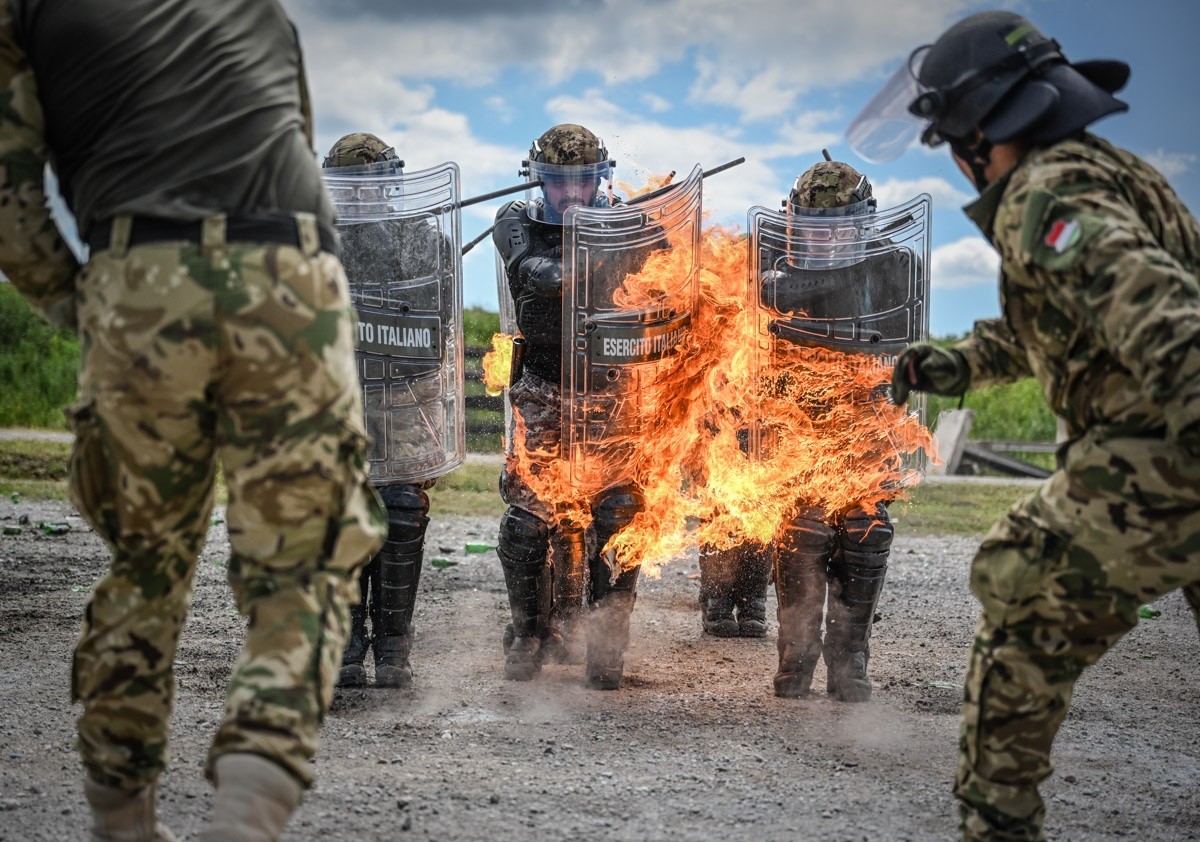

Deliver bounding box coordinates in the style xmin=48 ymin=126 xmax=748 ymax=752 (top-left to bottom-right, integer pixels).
xmin=69 ymin=215 xmax=386 ymax=791
xmin=956 ymin=432 xmax=1200 ymax=840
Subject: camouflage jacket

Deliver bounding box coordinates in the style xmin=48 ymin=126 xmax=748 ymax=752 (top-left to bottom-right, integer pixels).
xmin=955 ymin=132 xmax=1200 ymax=443
xmin=0 ymin=8 xmax=79 ymax=330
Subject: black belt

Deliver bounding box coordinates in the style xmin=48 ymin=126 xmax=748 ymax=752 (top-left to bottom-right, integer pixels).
xmin=87 ymin=213 xmax=339 ymax=256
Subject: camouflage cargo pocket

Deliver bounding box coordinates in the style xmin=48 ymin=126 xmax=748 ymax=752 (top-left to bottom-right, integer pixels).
xmin=64 ymin=400 xmax=120 ymax=545
xmin=970 ymin=501 xmax=1072 ymax=628
xmin=323 ymin=419 xmax=386 ymax=578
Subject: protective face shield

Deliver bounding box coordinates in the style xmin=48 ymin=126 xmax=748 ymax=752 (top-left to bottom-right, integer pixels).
xmin=785 ymin=160 xmax=877 ymax=269
xmin=846 ymin=11 xmax=1128 ymax=163
xmin=323 ymin=133 xmax=406 ymax=220
xmin=525 ymin=159 xmax=614 ymax=225
xmin=784 ymin=200 xmax=876 ymax=269
xmin=523 ymin=123 xmax=614 ymax=225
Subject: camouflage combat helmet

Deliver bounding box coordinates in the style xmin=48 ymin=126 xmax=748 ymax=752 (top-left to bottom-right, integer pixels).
xmin=530 ymin=124 xmax=608 ymax=166
xmin=323 ymin=132 xmax=401 ymax=169
xmin=788 ymin=153 xmax=874 ymax=213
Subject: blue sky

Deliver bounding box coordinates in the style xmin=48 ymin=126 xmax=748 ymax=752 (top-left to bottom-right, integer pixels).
xmin=35 ymin=1 xmax=1189 ymax=343
xmin=281 ymin=0 xmax=1199 ymax=337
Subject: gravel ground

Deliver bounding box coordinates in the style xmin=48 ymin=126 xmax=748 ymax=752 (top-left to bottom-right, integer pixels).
xmin=0 ymin=498 xmax=1196 ymax=841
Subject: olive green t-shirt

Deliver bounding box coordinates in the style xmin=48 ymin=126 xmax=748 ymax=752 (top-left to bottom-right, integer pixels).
xmin=10 ymin=0 xmax=332 ymax=235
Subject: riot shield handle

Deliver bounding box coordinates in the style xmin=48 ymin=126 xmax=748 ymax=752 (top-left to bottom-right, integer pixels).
xmin=625 ymin=157 xmax=746 ymax=206
xmin=509 ymin=336 xmax=527 ymax=386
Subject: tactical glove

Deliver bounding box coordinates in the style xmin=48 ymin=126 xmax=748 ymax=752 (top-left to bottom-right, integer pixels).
xmin=519 ymin=256 xmax=563 ymax=297
xmin=890 ymin=343 xmax=971 ymax=406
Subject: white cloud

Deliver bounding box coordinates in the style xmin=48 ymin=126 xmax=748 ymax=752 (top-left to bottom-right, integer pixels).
xmin=873 ymin=176 xmax=971 ymax=210
xmin=484 ymin=96 xmax=514 ymax=124
xmin=543 ymin=91 xmax=840 ymax=225
xmin=285 ymin=0 xmax=982 ymax=121
xmin=929 ymin=236 xmax=999 ymax=291
xmin=1142 ymin=149 xmax=1197 ymax=180
xmin=641 ymin=93 xmax=673 ymax=114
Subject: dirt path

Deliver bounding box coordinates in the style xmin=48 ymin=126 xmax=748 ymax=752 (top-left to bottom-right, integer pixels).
xmin=0 ymin=500 xmax=1196 ymax=841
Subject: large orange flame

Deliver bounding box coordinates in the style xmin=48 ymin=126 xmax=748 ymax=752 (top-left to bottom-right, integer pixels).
xmin=481 ymin=332 xmax=514 ymax=396
xmin=489 ymin=204 xmax=935 ymax=578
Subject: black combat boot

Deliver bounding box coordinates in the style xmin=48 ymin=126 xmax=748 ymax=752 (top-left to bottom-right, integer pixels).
xmin=734 ymin=545 xmax=772 ymax=638
xmin=773 ymin=511 xmax=836 ymax=698
xmin=544 ymin=520 xmax=587 ymax=664
xmin=373 ymin=633 xmax=413 ymax=689
xmin=586 ymin=569 xmax=638 ymax=690
xmin=585 ymin=487 xmax=643 ymax=689
xmin=824 ymin=505 xmax=892 ymax=703
xmin=498 ymin=507 xmax=551 ymax=681
xmin=337 ymin=566 xmax=373 ymax=688
xmin=372 ymin=484 xmax=430 ymax=689
xmin=698 ymin=544 xmax=738 ymax=637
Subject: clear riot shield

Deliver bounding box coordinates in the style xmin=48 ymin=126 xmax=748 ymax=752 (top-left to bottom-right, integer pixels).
xmin=494 ymin=249 xmax=518 ymax=452
xmin=324 ymin=161 xmax=465 ymax=484
xmin=748 ymin=193 xmax=931 ymax=468
xmin=562 ymin=165 xmax=703 ymax=493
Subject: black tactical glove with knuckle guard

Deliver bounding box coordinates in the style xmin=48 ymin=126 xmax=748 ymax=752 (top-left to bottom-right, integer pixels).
xmin=519 ymin=256 xmax=563 ymax=297
xmin=890 ymin=343 xmax=971 ymax=406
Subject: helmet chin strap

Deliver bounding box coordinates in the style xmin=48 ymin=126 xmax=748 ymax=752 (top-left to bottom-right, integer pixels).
xmin=948 ymin=132 xmax=994 ymax=192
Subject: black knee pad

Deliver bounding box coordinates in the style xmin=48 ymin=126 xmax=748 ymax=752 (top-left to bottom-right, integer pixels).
xmin=840 ymin=503 xmax=894 ymax=566
xmin=593 ymin=485 xmax=644 ymax=544
xmin=379 ymin=483 xmax=431 ymax=551
xmin=499 ymin=506 xmax=550 ymax=567
xmin=779 ymin=508 xmax=837 ymax=566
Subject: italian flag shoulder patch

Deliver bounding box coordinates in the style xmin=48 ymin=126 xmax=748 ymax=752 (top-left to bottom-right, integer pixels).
xmin=1044 ymin=218 xmax=1082 ymax=254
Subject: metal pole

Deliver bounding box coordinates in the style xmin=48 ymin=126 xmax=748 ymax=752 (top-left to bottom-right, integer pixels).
xmin=626 ymin=157 xmax=746 ymax=206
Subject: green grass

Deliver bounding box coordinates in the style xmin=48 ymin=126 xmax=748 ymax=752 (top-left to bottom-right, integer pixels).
xmin=924 ymin=335 xmax=1057 ymax=443
xmin=463 ymin=306 xmax=501 ymax=345
xmin=891 ymin=481 xmax=1030 ymax=536
xmin=0 ymin=439 xmax=230 ymax=507
xmin=0 ymin=283 xmax=79 ymax=428
xmin=0 ymin=439 xmax=72 ymax=501
xmin=2 ymin=435 xmax=1028 ymax=535
xmin=4 ymin=478 xmax=71 ymax=502
xmin=428 ymin=462 xmax=505 ymax=518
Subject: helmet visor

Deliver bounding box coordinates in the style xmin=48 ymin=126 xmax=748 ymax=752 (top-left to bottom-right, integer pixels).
xmin=846 ymin=48 xmax=931 ymax=164
xmin=786 ymin=201 xmax=875 ymax=269
xmin=526 ymin=159 xmax=613 ymax=224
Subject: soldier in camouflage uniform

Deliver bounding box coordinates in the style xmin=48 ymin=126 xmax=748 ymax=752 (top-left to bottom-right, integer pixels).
xmin=850 ymin=10 xmax=1200 ymax=841
xmin=322 ymin=133 xmax=445 ymax=691
xmin=0 ymin=2 xmax=386 ymax=840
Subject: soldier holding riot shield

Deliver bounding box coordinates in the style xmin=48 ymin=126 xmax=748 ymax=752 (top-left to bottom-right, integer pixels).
xmin=492 ymin=124 xmax=686 ymax=690
xmin=323 ymin=133 xmax=465 ymax=688
xmin=731 ymin=157 xmax=930 ymax=701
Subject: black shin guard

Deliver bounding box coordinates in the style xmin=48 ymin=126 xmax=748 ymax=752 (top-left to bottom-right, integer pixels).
xmin=374 ymin=485 xmax=430 ymax=637
xmin=372 ymin=484 xmax=431 ymax=688
xmin=774 ymin=510 xmax=835 ymax=698
xmin=587 ymin=565 xmax=639 ymax=690
xmin=586 ymin=487 xmax=643 ymax=689
xmin=546 ymin=520 xmax=587 ymax=664
xmin=825 ymin=504 xmax=892 ymax=702
xmin=498 ymin=506 xmax=551 ymax=680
